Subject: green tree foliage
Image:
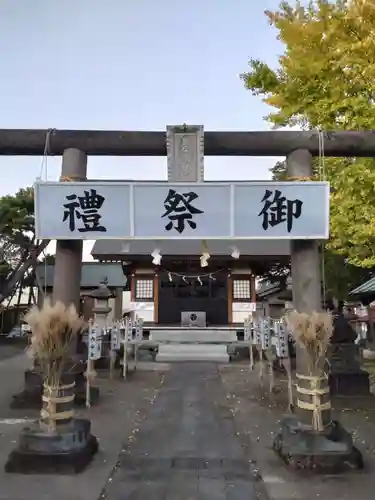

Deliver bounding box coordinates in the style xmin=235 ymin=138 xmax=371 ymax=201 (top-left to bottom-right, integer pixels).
xmin=0 ymin=187 xmax=34 ymax=276
xmin=0 ymin=187 xmax=48 ymax=303
xmin=242 ymin=0 xmax=375 ymax=269
xmin=266 ymin=159 xmax=373 ymax=299
xmin=323 ymin=249 xmax=372 ymax=300
xmin=241 ymin=0 xmax=375 ymax=298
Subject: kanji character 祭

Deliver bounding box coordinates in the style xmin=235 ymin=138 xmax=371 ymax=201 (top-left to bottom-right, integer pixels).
xmin=161 ymin=189 xmax=204 ymax=234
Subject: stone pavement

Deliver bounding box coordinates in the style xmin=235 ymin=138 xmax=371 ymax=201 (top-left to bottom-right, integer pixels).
xmin=101 ymin=363 xmax=268 ymax=499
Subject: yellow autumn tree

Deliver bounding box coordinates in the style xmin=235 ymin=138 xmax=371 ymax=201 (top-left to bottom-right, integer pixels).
xmin=242 ymin=0 xmax=375 ymax=268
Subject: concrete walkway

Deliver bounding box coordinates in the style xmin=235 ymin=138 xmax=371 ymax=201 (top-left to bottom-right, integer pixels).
xmin=102 ymin=363 xmax=267 ymax=499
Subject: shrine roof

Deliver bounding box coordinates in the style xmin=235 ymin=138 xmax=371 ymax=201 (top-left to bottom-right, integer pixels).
xmin=91 ymin=239 xmax=291 ymax=259
xmin=36 ymin=262 xmax=126 ymax=289
xmin=350 ymin=277 xmax=375 ymax=297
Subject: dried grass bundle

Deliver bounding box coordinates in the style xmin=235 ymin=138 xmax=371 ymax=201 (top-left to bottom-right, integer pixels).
xmin=25 ymin=298 xmax=85 ymax=388
xmin=285 ymin=310 xmax=333 ymax=374
xmin=285 ymin=310 xmax=333 ymax=432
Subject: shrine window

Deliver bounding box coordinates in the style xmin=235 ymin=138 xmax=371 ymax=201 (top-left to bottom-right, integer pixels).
xmin=232 ymin=279 xmax=251 ymax=301
xmin=134 ymin=278 xmax=154 ymax=301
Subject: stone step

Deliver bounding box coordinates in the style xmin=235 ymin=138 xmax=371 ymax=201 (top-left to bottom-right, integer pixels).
xmin=158 ymin=344 xmax=229 ymax=354
xmin=158 ymin=346 xmax=228 ymax=354
xmin=156 ymin=343 xmax=229 ymax=363
xmin=150 ymin=329 xmax=237 ymax=343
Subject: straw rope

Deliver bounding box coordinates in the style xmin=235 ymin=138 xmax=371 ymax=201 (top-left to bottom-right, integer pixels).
xmin=285 ymin=176 xmax=315 ymax=181
xmin=41 ymin=381 xmax=76 ymax=422
xmin=43 ymin=382 xmax=75 ymax=390
xmin=42 ymin=394 xmax=75 ymax=404
xmin=60 ymin=175 xmax=86 ymax=182
xmin=296 ymin=373 xmax=331 ymax=432
xmin=296 ymin=373 xmax=326 ymax=381
xmin=40 ymin=409 xmax=75 ymax=420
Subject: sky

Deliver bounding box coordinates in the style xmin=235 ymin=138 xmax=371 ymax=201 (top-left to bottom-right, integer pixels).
xmin=0 ymin=0 xmax=285 ymax=259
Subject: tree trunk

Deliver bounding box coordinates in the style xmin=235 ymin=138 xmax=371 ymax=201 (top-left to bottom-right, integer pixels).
xmin=0 ymin=240 xmax=50 ymax=304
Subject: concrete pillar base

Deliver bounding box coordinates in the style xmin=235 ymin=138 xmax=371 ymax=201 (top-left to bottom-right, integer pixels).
xmin=5 ymin=419 xmax=98 ymax=474
xmin=273 ymin=414 xmax=363 ymax=472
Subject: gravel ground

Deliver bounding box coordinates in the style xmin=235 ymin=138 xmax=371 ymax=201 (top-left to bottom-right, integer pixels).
xmin=0 ymin=341 xmax=28 ymax=362
xmin=219 ymin=362 xmax=375 ymax=500
xmin=0 ymin=356 xmax=165 ymax=500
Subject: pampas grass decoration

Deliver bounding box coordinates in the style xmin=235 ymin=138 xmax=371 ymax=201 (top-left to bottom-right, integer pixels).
xmin=25 ymin=299 xmax=85 ymax=431
xmin=285 ymin=310 xmax=333 ymax=432
xmin=285 ymin=310 xmax=333 ymax=374
xmin=25 ymin=298 xmax=84 ymax=386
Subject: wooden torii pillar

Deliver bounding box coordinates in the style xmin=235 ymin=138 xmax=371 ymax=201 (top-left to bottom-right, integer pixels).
xmin=53 ymin=148 xmax=87 ymax=309
xmin=286 ymin=150 xmax=329 ymax=426
xmin=5 ymin=148 xmax=100 ymax=475
xmin=273 ymin=148 xmax=363 ymax=470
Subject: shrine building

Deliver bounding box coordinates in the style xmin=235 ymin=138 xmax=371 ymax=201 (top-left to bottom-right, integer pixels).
xmin=91 ymin=215 xmax=290 ymax=327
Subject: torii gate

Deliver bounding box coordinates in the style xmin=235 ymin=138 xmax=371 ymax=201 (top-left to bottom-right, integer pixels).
xmin=2 ymin=126 xmax=372 ymax=471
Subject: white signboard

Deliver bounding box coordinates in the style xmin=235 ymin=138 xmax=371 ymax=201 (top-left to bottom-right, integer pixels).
xmin=275 ymin=321 xmax=288 ymax=358
xmin=34 ymin=181 xmax=329 ymax=240
xmin=260 ymin=319 xmax=271 ymax=350
xmin=88 ymin=325 xmax=102 ymax=360
xmin=110 ymin=326 xmax=121 ymax=351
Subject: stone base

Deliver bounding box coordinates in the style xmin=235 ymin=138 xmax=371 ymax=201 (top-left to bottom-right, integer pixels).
xmin=156 ymin=344 xmax=229 ymax=363
xmin=11 ymin=370 xmax=99 ymax=409
xmin=273 ymin=415 xmax=363 ymax=472
xmin=333 ymin=394 xmax=375 ymax=410
xmin=5 ymin=418 xmax=98 ymax=474
xmin=329 ymin=370 xmax=370 ymax=397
